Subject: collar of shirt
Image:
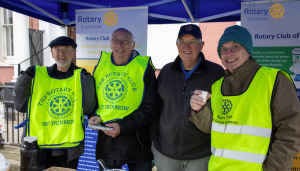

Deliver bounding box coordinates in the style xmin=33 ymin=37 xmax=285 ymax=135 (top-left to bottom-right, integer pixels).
xmin=111 ymin=52 xmax=134 ymax=66
xmin=224 ymin=58 xmax=258 ymax=95
xmin=180 ymin=54 xmax=202 ymax=81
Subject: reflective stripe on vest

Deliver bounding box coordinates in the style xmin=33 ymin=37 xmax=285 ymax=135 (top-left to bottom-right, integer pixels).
xmin=27 ymin=66 xmax=84 ymax=149
xmin=211 ymin=147 xmax=266 ymax=164
xmin=94 ymin=51 xmax=149 ymax=123
xmin=209 ymin=67 xmax=293 ymax=171
xmin=212 ymin=122 xmax=271 ymax=138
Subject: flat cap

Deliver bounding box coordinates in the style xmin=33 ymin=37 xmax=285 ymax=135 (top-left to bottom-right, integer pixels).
xmin=49 ymin=36 xmax=77 ymax=49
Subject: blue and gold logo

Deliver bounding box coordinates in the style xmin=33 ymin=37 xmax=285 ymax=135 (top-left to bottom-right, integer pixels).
xmin=103 ymin=11 xmax=118 ymax=26
xmin=47 ymin=92 xmax=74 ymax=119
xmin=222 ymin=99 xmax=232 ymax=115
xmin=270 ymin=3 xmax=284 ymax=19
xmin=185 ymin=25 xmax=193 ymax=31
xmin=102 ymin=77 xmax=128 ymax=104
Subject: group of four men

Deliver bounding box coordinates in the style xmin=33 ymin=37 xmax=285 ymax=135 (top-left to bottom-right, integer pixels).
xmin=13 ymin=24 xmax=300 ymax=171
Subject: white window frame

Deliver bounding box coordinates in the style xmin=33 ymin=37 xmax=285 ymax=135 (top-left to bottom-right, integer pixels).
xmin=2 ymin=8 xmax=14 ymax=59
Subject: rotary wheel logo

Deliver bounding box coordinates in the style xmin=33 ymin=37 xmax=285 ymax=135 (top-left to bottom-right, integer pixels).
xmin=185 ymin=25 xmax=193 ymax=31
xmin=47 ymin=93 xmax=73 ymax=119
xmin=222 ymin=99 xmax=233 ymax=115
xmin=270 ymin=4 xmax=284 ymax=19
xmin=103 ymin=77 xmax=128 ymax=104
xmin=103 ymin=11 xmax=118 ymax=26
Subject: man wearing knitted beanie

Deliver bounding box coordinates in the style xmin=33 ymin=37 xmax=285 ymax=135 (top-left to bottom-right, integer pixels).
xmin=189 ymin=25 xmax=300 ymax=171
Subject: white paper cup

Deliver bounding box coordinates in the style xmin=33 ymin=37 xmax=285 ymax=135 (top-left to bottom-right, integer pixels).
xmin=198 ymin=91 xmax=208 ymax=102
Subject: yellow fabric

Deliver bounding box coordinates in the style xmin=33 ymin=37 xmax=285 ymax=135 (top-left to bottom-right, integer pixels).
xmin=94 ymin=51 xmax=149 ymax=123
xmin=210 ymin=155 xmax=263 ymax=171
xmin=27 ymin=66 xmax=84 ymax=148
xmin=209 ymin=66 xmax=290 ymax=171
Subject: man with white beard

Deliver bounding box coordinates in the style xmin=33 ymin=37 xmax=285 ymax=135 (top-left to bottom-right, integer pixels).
xmin=13 ymin=36 xmax=99 ymax=169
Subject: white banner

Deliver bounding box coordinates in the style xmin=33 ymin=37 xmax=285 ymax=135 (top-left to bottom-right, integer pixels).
xmin=242 ymin=1 xmax=300 ymax=47
xmin=242 ymin=1 xmax=300 ymax=91
xmin=76 ymin=6 xmax=148 ymax=59
xmin=0 ymin=102 xmax=5 ymax=133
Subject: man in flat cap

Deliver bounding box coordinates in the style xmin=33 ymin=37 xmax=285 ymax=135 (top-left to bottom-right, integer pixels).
xmin=13 ymin=36 xmax=99 ymax=169
xmin=152 ymin=24 xmax=224 ymax=171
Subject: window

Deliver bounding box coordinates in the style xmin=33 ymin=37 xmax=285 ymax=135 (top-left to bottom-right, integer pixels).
xmin=3 ymin=9 xmax=13 ymax=56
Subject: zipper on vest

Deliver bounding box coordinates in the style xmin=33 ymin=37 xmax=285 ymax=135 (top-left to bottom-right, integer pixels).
xmin=178 ymin=82 xmax=187 ymax=159
xmin=136 ymin=132 xmax=144 ymax=151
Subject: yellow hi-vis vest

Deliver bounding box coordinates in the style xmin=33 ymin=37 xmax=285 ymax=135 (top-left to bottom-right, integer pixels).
xmin=27 ymin=66 xmax=84 ymax=149
xmin=209 ymin=66 xmax=293 ymax=171
xmin=94 ymin=51 xmax=150 ymax=124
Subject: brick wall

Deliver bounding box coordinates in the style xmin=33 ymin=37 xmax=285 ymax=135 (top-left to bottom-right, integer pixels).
xmin=153 ymin=22 xmax=237 ymax=77
xmin=29 ymin=17 xmax=39 ymax=30
xmin=0 ymin=67 xmax=14 ymax=84
xmin=199 ymin=22 xmax=236 ymax=68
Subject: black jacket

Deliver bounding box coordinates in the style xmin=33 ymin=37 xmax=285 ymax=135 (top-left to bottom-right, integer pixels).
xmin=95 ymin=52 xmax=160 ymax=167
xmin=154 ymin=52 xmax=225 ymax=160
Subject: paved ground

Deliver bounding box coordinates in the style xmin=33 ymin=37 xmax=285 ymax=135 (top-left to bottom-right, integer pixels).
xmin=0 ymin=145 xmax=158 ymax=171
xmin=0 ymin=145 xmax=20 ymax=171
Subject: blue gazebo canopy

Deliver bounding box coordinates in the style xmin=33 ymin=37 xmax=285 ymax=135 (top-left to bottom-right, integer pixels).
xmin=0 ymin=0 xmax=260 ymax=26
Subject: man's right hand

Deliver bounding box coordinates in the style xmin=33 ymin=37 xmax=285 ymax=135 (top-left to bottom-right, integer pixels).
xmin=190 ymin=90 xmax=211 ymax=112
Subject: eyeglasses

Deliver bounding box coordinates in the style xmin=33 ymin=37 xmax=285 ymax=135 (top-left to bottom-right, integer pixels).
xmin=219 ymin=45 xmax=242 ymax=55
xmin=54 ymin=48 xmax=73 ymax=54
xmin=112 ymin=38 xmax=133 ymax=45
xmin=177 ymin=39 xmax=202 ymax=47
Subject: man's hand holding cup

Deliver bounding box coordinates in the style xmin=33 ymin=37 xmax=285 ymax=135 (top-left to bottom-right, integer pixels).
xmin=190 ymin=90 xmax=211 ymax=112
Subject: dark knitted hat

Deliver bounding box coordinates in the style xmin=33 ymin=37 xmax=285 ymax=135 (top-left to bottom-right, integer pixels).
xmin=217 ymin=25 xmax=253 ymax=58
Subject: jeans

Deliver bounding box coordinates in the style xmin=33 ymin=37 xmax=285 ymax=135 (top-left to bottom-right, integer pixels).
xmin=152 ymin=144 xmax=210 ymax=171
xmin=106 ymin=160 xmax=153 ymax=171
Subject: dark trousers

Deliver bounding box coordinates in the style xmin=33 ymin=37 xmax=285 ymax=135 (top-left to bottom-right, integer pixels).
xmin=104 ymin=160 xmax=152 ymax=171
xmin=42 ymin=149 xmax=79 ymax=170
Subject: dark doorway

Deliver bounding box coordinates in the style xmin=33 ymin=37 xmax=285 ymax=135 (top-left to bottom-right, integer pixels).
xmin=29 ymin=29 xmax=44 ymax=66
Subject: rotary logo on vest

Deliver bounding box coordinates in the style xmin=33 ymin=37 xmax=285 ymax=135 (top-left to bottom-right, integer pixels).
xmin=38 ymin=87 xmax=75 ymax=126
xmin=212 ymin=99 xmax=238 ymax=125
xmin=222 ymin=99 xmax=232 ymax=115
xmin=98 ymin=72 xmax=137 ymax=111
xmin=48 ymin=92 xmax=74 ymax=119
xmin=103 ymin=77 xmax=128 ymax=104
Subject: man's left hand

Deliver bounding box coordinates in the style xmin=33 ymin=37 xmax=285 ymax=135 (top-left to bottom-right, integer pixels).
xmin=102 ymin=123 xmax=121 ymax=138
xmin=89 ymin=116 xmax=102 ymax=124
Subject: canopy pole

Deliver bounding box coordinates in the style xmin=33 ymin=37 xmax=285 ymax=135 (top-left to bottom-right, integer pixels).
xmin=143 ymin=0 xmax=176 ymax=7
xmin=21 ymin=0 xmax=64 ymax=24
xmin=149 ymin=13 xmax=187 ymax=22
xmin=181 ymin=0 xmax=195 ymax=23
xmin=197 ymin=10 xmax=241 ymax=22
xmin=68 ymin=21 xmax=76 ymax=25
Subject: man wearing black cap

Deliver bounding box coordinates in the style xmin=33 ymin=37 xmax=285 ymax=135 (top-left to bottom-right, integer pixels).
xmin=13 ymin=36 xmax=99 ymax=169
xmin=151 ymin=24 xmax=224 ymax=171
